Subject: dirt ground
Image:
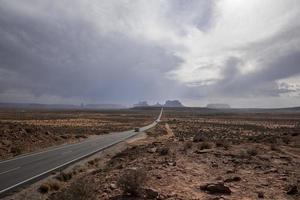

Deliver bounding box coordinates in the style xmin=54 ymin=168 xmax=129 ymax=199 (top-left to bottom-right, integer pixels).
xmin=2 ymin=109 xmax=300 ymax=200
xmin=0 ymin=109 xmax=158 ymax=160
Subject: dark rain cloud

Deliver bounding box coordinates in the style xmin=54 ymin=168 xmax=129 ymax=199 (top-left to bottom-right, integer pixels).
xmin=0 ymin=1 xmax=185 ymax=104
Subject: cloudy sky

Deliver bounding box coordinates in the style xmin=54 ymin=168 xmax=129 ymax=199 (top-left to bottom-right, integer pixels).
xmin=0 ymin=0 xmax=299 ymax=108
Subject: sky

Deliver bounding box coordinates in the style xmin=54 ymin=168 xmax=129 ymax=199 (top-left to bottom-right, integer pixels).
xmin=0 ymin=0 xmax=299 ymax=108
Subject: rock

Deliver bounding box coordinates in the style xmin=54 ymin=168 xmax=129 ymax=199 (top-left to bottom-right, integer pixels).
xmin=158 ymin=147 xmax=169 ymax=156
xmin=110 ymin=183 xmax=117 ymax=190
xmin=224 ymin=176 xmax=241 ymax=183
xmin=286 ymin=185 xmax=298 ymax=195
xmin=226 ymin=169 xmax=235 ymax=174
xmin=200 ymin=182 xmax=231 ymax=195
xmin=45 ymin=131 xmax=51 ymax=135
xmin=264 ymin=168 xmax=278 ymax=174
xmin=168 ymin=162 xmax=176 ymax=166
xmin=147 ymin=147 xmax=157 ymax=153
xmin=155 ymin=174 xmax=162 ymax=179
xmin=209 ymin=197 xmax=227 ymax=200
xmin=194 ymin=149 xmax=213 ymax=154
xmin=257 ymin=191 xmax=264 ymax=198
xmin=211 ymin=162 xmax=218 ymax=168
xmin=144 ymin=188 xmax=159 ymax=199
xmin=101 ymin=192 xmax=109 ymax=198
xmin=193 ymin=134 xmax=205 ymax=142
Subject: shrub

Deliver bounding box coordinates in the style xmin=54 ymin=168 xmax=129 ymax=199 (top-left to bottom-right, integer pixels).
xmin=193 ymin=134 xmax=205 ymax=142
xmin=198 ymin=142 xmax=212 ymax=150
xmin=117 ymin=168 xmax=146 ymax=196
xmin=39 ymin=183 xmax=50 ymax=193
xmin=158 ymin=147 xmax=169 ymax=156
xmin=183 ymin=141 xmax=193 ymax=151
xmin=88 ymin=160 xmax=96 ymax=166
xmin=247 ymin=148 xmax=258 ymax=156
xmin=51 ymin=179 xmax=96 ymax=200
xmin=215 ymin=140 xmax=230 ymax=150
xmin=282 ymin=136 xmax=291 ymax=144
xmin=10 ymin=147 xmax=22 ymax=156
xmin=56 ymin=172 xmax=72 ymax=182
xmin=49 ymin=182 xmax=60 ymax=191
xmin=39 ymin=181 xmax=60 ymax=193
xmin=238 ymin=149 xmax=249 ymax=159
xmin=270 ymin=143 xmax=280 ymax=151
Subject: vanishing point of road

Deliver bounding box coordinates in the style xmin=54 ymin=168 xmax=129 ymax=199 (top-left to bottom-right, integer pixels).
xmin=0 ymin=108 xmax=163 ymax=196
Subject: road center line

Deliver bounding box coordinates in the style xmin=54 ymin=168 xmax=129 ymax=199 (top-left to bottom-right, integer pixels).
xmin=0 ymin=167 xmax=20 ymax=175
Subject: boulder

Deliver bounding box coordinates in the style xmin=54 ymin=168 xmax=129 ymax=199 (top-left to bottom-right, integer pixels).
xmin=200 ymin=182 xmax=231 ymax=195
xmin=144 ymin=188 xmax=159 ymax=199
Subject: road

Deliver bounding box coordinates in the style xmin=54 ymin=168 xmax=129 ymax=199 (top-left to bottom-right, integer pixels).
xmin=0 ymin=108 xmax=163 ymax=195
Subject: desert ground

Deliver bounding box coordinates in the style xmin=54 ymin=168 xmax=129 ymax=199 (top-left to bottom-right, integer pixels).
xmin=1 ymin=108 xmax=300 ymax=200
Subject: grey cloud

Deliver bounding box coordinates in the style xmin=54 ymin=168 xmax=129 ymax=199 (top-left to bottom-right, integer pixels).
xmin=166 ymin=0 xmax=217 ymax=32
xmin=184 ymin=50 xmax=300 ymax=100
xmin=213 ymin=51 xmax=300 ymax=97
xmin=0 ymin=1 xmax=184 ymax=104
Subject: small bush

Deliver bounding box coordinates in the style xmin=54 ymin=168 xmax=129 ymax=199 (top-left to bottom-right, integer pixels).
xmin=51 ymin=179 xmax=96 ymax=200
xmin=158 ymin=147 xmax=169 ymax=156
xmin=39 ymin=181 xmax=60 ymax=193
xmin=270 ymin=143 xmax=280 ymax=151
xmin=215 ymin=140 xmax=230 ymax=150
xmin=198 ymin=142 xmax=212 ymax=150
xmin=49 ymin=182 xmax=60 ymax=191
xmin=282 ymin=136 xmax=291 ymax=144
xmin=10 ymin=147 xmax=22 ymax=156
xmin=88 ymin=160 xmax=96 ymax=166
xmin=39 ymin=183 xmax=50 ymax=193
xmin=183 ymin=141 xmax=193 ymax=151
xmin=75 ymin=134 xmax=88 ymax=139
xmin=117 ymin=168 xmax=146 ymax=196
xmin=56 ymin=172 xmax=72 ymax=182
xmin=238 ymin=149 xmax=249 ymax=159
xmin=193 ymin=134 xmax=205 ymax=142
xmin=247 ymin=148 xmax=258 ymax=156
xmin=291 ymin=132 xmax=298 ymax=137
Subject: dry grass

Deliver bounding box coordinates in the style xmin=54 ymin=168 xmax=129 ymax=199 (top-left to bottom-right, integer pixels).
xmin=117 ymin=168 xmax=147 ymax=196
xmin=38 ymin=181 xmax=60 ymax=194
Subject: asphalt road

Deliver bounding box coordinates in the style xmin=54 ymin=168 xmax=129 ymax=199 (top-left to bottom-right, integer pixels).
xmin=0 ymin=108 xmax=163 ymax=195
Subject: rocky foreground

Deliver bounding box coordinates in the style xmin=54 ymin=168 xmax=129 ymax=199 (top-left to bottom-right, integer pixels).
xmin=49 ymin=115 xmax=299 ymax=200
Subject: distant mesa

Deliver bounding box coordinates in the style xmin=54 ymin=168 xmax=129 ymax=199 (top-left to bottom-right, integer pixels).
xmin=133 ymin=100 xmax=184 ymax=108
xmin=164 ymin=100 xmax=184 ymax=107
xmin=206 ymin=103 xmax=231 ymax=109
xmin=152 ymin=102 xmax=162 ymax=107
xmin=84 ymin=104 xmax=126 ymax=109
xmin=133 ymin=101 xmax=149 ymax=107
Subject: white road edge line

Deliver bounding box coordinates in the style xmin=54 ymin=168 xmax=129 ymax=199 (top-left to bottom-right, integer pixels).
xmin=0 ymin=108 xmax=162 ymax=194
xmin=0 ymin=167 xmax=20 ymax=175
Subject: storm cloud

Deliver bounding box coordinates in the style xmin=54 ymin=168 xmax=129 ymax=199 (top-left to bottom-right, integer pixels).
xmin=0 ymin=0 xmax=299 ymax=107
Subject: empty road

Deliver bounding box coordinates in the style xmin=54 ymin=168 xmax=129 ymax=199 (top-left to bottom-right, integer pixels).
xmin=0 ymin=108 xmax=163 ymax=195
